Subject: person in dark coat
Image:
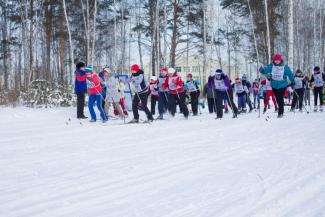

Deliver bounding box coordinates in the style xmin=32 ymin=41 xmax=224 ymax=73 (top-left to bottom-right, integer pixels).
xmin=74 ymin=62 xmax=88 ymax=119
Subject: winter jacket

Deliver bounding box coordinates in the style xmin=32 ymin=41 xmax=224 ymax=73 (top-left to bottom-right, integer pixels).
xmin=105 ymin=75 xmax=121 ymax=103
xmin=149 ymin=81 xmax=159 ymax=96
xmin=86 ymin=72 xmax=102 ymax=95
xmin=162 ymin=73 xmax=184 ymax=95
xmin=208 ymin=74 xmax=232 ymax=92
xmin=260 ymin=62 xmax=294 ymax=89
xmin=234 ymin=82 xmax=247 ymax=96
xmin=130 ymin=70 xmax=148 ymax=94
xmin=310 ymin=72 xmax=325 ymax=88
xmin=203 ymin=83 xmax=214 ymax=99
xmin=74 ymin=68 xmax=87 ymax=94
xmin=261 ymin=79 xmax=272 ymax=91
xmin=293 ymin=76 xmax=306 ymax=90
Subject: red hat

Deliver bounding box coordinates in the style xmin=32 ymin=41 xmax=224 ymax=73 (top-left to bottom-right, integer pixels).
xmin=273 ymin=54 xmax=282 ymax=62
xmin=187 ymin=73 xmax=193 ymax=78
xmin=235 ymin=77 xmax=241 ymax=81
xmin=161 ymin=67 xmax=168 ymax=72
xmin=131 ymin=64 xmax=140 ymax=72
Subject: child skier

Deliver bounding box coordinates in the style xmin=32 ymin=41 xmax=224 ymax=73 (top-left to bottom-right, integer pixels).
xmin=261 ymin=78 xmax=278 ymax=114
xmin=241 ymin=74 xmax=253 ymax=112
xmin=74 ymin=62 xmax=88 ymax=119
xmin=310 ymin=66 xmax=325 ymax=112
xmin=209 ymin=69 xmax=238 ymax=119
xmin=185 ymin=73 xmax=200 ymax=116
xmin=156 ymin=67 xmax=169 ymax=120
xmin=234 ymin=77 xmax=248 ymax=113
xmin=162 ymin=68 xmax=189 ymax=118
xmin=252 ymin=78 xmax=260 ymax=109
xmin=260 ymin=54 xmax=294 ymax=118
xmin=149 ymin=76 xmax=159 ymax=115
xmin=129 ymin=64 xmax=153 ymax=123
xmin=304 ymin=75 xmax=311 ymax=107
xmin=290 ymin=69 xmax=306 ymax=112
xmin=85 ymin=65 xmax=108 ymax=123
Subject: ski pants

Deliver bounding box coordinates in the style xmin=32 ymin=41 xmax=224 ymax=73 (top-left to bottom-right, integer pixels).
xmin=88 ymin=94 xmax=107 ymax=121
xmin=168 ymin=92 xmax=189 ymax=117
xmin=189 ymin=91 xmax=199 ymax=115
xmin=158 ymin=92 xmax=169 ymax=115
xmin=207 ymin=98 xmax=216 ymax=113
xmin=304 ymin=89 xmax=310 ymax=106
xmin=237 ymin=93 xmax=247 ymax=111
xmin=215 ymin=90 xmax=238 ymax=118
xmin=313 ymin=86 xmax=324 ymax=106
xmin=273 ymin=88 xmax=286 ymax=116
xmin=76 ymin=92 xmax=86 ymax=118
xmin=132 ymin=91 xmax=153 ymax=120
xmin=291 ymin=88 xmax=304 ymax=110
xmin=264 ymin=90 xmax=278 ymax=109
xmin=151 ymin=95 xmax=159 ymax=115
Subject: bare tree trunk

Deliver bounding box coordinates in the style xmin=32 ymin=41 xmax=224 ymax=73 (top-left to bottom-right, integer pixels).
xmin=163 ymin=0 xmax=167 ymax=66
xmin=170 ymin=0 xmax=177 ymax=68
xmin=288 ymin=0 xmax=294 ymax=68
xmin=44 ymin=0 xmax=52 ymax=81
xmin=29 ymin=0 xmax=34 ymax=83
xmin=62 ymin=0 xmax=74 ymax=85
xmin=2 ymin=0 xmax=9 ymax=90
xmin=202 ymin=1 xmax=207 ymax=85
xmin=91 ymin=0 xmax=97 ymax=65
xmin=59 ymin=4 xmax=65 ymax=85
xmin=264 ymin=0 xmax=271 ymax=63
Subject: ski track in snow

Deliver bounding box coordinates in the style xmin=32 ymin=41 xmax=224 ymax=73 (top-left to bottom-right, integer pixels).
xmin=0 ymin=107 xmax=325 ymax=217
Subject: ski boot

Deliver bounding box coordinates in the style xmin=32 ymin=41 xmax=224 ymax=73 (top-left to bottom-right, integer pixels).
xmin=275 ymin=107 xmax=278 ymax=113
xmin=277 ymin=114 xmax=284 ymax=118
xmin=89 ymin=119 xmax=96 ymax=123
xmin=263 ymin=108 xmax=267 ymax=114
xmin=128 ymin=119 xmax=139 ymax=124
xmin=314 ymin=106 xmax=318 ymax=112
xmin=156 ymin=114 xmax=164 ymax=120
xmin=299 ymin=108 xmax=303 ymax=113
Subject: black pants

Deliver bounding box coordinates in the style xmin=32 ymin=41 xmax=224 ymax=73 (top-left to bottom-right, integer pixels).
xmin=76 ymin=92 xmax=86 ymax=118
xmin=189 ymin=91 xmax=199 ymax=115
xmin=314 ymin=86 xmax=324 ymax=106
xmin=151 ymin=95 xmax=159 ymax=115
xmin=291 ymin=88 xmax=304 ymax=110
xmin=132 ymin=91 xmax=153 ymax=120
xmin=168 ymin=92 xmax=189 ymax=117
xmin=215 ymin=90 xmax=238 ymax=118
xmin=273 ymin=88 xmax=286 ymax=115
xmin=207 ymin=98 xmax=216 ymax=113
xmin=246 ymin=93 xmax=253 ymax=110
xmin=158 ymin=92 xmax=169 ymax=115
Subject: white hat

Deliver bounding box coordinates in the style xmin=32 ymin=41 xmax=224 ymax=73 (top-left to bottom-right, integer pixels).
xmin=150 ymin=76 xmax=157 ymax=80
xmin=168 ymin=68 xmax=175 ymax=74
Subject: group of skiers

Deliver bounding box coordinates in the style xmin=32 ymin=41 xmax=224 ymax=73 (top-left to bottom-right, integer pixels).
xmin=74 ymin=53 xmax=325 ymax=123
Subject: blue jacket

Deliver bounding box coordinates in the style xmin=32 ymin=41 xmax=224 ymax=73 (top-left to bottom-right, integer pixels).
xmin=261 ymin=63 xmax=294 ymax=89
xmin=74 ymin=69 xmax=87 ymax=94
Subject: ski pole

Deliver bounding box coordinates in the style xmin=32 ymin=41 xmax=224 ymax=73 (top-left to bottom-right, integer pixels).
xmin=211 ymin=86 xmax=218 ymax=118
xmin=294 ymin=90 xmax=309 ymax=114
xmin=225 ymin=88 xmax=237 ymax=118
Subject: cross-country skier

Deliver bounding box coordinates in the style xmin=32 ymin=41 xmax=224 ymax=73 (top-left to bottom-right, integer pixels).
xmin=260 ymin=78 xmax=278 ymax=114
xmin=149 ymin=76 xmax=159 ymax=115
xmin=129 ymin=64 xmax=154 ymax=123
xmin=74 ymin=62 xmax=88 ymax=119
xmin=304 ymin=75 xmax=311 ymax=107
xmin=209 ymin=69 xmax=238 ymax=119
xmin=252 ymin=78 xmax=260 ymax=109
xmin=310 ymin=66 xmax=325 ymax=112
xmin=290 ymin=69 xmax=306 ymax=112
xmin=241 ymin=74 xmax=253 ymax=112
xmin=260 ymin=54 xmax=294 ymax=118
xmin=203 ymin=76 xmax=216 ymax=114
xmin=85 ymin=65 xmax=108 ymax=123
xmin=162 ymin=68 xmax=189 ymax=118
xmin=234 ymin=77 xmax=248 ymax=113
xmin=185 ymin=73 xmax=200 ymax=116
xmin=98 ymin=66 xmax=107 ymax=111
xmin=157 ymin=67 xmax=169 ymax=120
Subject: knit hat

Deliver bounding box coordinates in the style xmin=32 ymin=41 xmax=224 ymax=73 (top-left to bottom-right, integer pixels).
xmin=161 ymin=67 xmax=168 ymax=72
xmin=168 ymin=68 xmax=175 ymax=74
xmin=76 ymin=62 xmax=86 ymax=69
xmin=314 ymin=66 xmax=320 ymax=72
xmin=235 ymin=77 xmax=241 ymax=82
xmin=273 ymin=54 xmax=282 ymax=62
xmin=187 ymin=73 xmax=193 ymax=78
xmin=242 ymin=74 xmax=247 ymax=80
xmin=150 ymin=76 xmax=157 ymax=81
xmin=295 ymin=69 xmax=303 ymax=75
xmin=131 ymin=64 xmax=140 ymax=72
xmin=215 ymin=69 xmax=223 ymax=76
xmin=85 ymin=65 xmax=93 ymax=72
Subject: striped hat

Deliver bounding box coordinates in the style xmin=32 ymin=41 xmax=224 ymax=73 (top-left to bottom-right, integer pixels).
xmin=85 ymin=65 xmax=93 ymax=73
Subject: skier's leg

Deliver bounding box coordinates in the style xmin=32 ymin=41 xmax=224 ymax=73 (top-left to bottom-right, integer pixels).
xmin=139 ymin=92 xmax=153 ymax=120
xmin=132 ymin=93 xmax=140 ymax=120
xmin=271 ymin=91 xmax=278 ymax=109
xmin=178 ymin=92 xmax=189 ymax=118
xmin=273 ymin=88 xmax=285 ymax=116
xmin=319 ymin=87 xmax=324 ymax=106
xmin=226 ymin=90 xmax=238 ymax=114
xmin=191 ymin=92 xmax=198 ymax=115
xmin=207 ymin=98 xmax=213 ymax=113
xmin=215 ymin=91 xmax=224 ymax=118
xmin=96 ymin=95 xmax=107 ymax=120
xmin=88 ymin=95 xmax=97 ymax=120
xmin=291 ymin=91 xmax=298 ymax=110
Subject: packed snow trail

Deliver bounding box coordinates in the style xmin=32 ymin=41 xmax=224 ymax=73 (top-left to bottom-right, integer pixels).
xmin=1 ymin=107 xmax=325 ymax=217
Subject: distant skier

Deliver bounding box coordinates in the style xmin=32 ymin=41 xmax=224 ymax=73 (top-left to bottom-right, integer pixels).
xmin=98 ymin=66 xmax=108 ymax=111
xmin=203 ymin=76 xmax=216 ymax=114
xmin=310 ymin=66 xmax=325 ymax=112
xmin=85 ymin=65 xmax=108 ymax=123
xmin=252 ymin=78 xmax=260 ymax=109
xmin=260 ymin=54 xmax=294 ymax=118
xmin=241 ymin=74 xmax=253 ymax=112
xmin=304 ymin=75 xmax=311 ymax=107
xmin=290 ymin=69 xmax=306 ymax=112
xmin=185 ymin=73 xmax=200 ymax=116
xmin=261 ymin=78 xmax=278 ymax=114
xmin=157 ymin=67 xmax=169 ymax=120
xmin=149 ymin=76 xmax=159 ymax=116
xmin=234 ymin=77 xmax=247 ymax=113
xmin=129 ymin=64 xmax=154 ymax=123
xmin=74 ymin=62 xmax=88 ymax=119
xmin=209 ymin=69 xmax=238 ymax=119
xmin=162 ymin=68 xmax=189 ymax=118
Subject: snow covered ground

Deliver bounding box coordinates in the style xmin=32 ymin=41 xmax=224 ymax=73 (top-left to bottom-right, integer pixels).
xmin=1 ymin=106 xmax=325 ymax=217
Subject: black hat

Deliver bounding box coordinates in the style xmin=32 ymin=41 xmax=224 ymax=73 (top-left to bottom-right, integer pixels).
xmin=314 ymin=66 xmax=320 ymax=72
xmin=76 ymin=62 xmax=86 ymax=69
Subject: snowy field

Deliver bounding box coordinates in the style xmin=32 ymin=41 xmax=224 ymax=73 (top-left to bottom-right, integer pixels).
xmin=1 ymin=106 xmax=325 ymax=217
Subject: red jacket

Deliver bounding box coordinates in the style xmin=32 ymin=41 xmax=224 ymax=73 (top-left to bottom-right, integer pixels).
xmin=162 ymin=73 xmax=184 ymax=94
xmin=87 ymin=73 xmax=102 ymax=95
xmin=149 ymin=81 xmax=159 ymax=96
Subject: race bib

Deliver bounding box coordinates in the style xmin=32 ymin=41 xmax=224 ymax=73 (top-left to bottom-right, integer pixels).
xmin=271 ymin=66 xmax=285 ymax=81
xmin=314 ymin=74 xmax=324 ymax=87
xmin=214 ymin=79 xmax=226 ymax=90
xmin=294 ymin=77 xmax=303 ymax=89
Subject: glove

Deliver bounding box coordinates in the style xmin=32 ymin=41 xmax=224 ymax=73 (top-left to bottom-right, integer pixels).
xmin=259 ymin=66 xmax=264 ymax=74
xmin=266 ymin=73 xmax=272 ymax=80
